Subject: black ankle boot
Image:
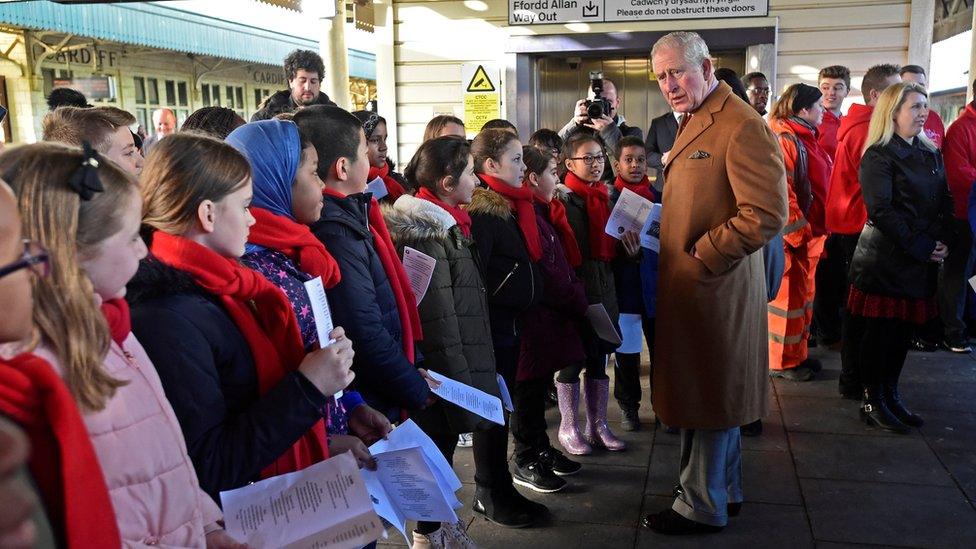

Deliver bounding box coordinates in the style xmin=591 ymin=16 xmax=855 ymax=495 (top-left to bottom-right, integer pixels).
xmin=860 ymin=386 xmax=910 ymax=434
xmin=472 ymin=485 xmax=534 ymax=528
xmin=884 ymin=381 xmax=923 ymax=427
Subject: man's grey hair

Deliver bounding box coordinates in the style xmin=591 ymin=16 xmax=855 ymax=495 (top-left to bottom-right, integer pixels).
xmin=651 ymin=31 xmax=711 ymax=68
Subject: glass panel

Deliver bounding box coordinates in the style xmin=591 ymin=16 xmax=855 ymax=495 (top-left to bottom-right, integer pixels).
xmin=236 ymin=87 xmax=244 ymax=109
xmin=133 ymin=76 xmax=146 ymax=104
xmin=254 ymin=89 xmax=262 ymax=110
xmin=165 ymin=80 xmax=176 ymax=105
xmin=213 ymin=86 xmax=220 ymax=106
xmin=225 ymin=86 xmax=233 ymax=108
xmin=201 ymin=85 xmax=210 ymax=105
xmin=147 ymin=78 xmax=159 ymax=105
xmin=177 ymin=82 xmax=188 ymax=106
xmin=136 ymin=108 xmax=148 ymax=133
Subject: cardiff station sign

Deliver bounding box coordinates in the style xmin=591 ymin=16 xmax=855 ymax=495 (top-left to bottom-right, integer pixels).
xmin=509 ymin=0 xmax=769 ymax=24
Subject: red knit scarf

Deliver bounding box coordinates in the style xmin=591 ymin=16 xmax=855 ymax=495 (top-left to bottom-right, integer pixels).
xmin=614 ymin=175 xmax=657 ymax=202
xmin=323 ymin=188 xmax=423 ymax=362
xmin=416 ymin=187 xmax=472 ymax=237
xmin=0 ymin=353 xmax=121 ymax=549
xmin=536 ymin=195 xmax=583 ymax=267
xmin=100 ymin=298 xmax=131 ymax=346
xmin=479 ymin=174 xmax=543 ymax=262
xmin=150 ymin=232 xmax=328 ymax=476
xmin=563 ymin=171 xmax=616 ymax=262
xmin=369 ymin=163 xmax=406 ymax=203
xmin=249 ymin=207 xmax=342 ymax=288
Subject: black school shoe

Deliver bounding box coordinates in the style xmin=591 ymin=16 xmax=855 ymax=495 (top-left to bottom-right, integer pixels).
xmin=641 ymin=509 xmax=723 ymax=535
xmin=513 ymin=461 xmax=566 ymax=493
xmin=672 ymin=485 xmax=741 ymax=517
xmin=740 ymin=419 xmax=763 ymax=437
xmin=538 ymin=447 xmax=582 ymax=476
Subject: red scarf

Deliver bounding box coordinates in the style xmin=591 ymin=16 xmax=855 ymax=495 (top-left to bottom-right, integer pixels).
xmin=479 ymin=174 xmax=543 ymax=262
xmin=150 ymin=232 xmax=328 ymax=477
xmin=0 ymin=353 xmax=121 ymax=548
xmin=416 ymin=187 xmax=472 ymax=237
xmin=100 ymin=298 xmax=131 ymax=346
xmin=369 ymin=163 xmax=406 ymax=203
xmin=563 ymin=171 xmax=616 ymax=262
xmin=249 ymin=207 xmax=342 ymax=288
xmin=323 ymin=188 xmax=423 ymax=362
xmin=613 ymin=175 xmax=657 ymax=202
xmin=536 ymin=195 xmax=582 ymax=267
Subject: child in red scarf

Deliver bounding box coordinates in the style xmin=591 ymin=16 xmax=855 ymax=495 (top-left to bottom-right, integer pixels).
xmin=609 ymin=136 xmax=660 ymax=434
xmin=557 ymin=132 xmax=627 ymax=453
xmin=292 ymin=105 xmax=434 ymax=422
xmin=353 ymin=111 xmax=410 ymax=203
xmin=468 ymin=128 xmax=547 ymax=527
xmin=1 ymin=142 xmax=245 ymax=547
xmin=130 ymin=133 xmax=355 ymax=500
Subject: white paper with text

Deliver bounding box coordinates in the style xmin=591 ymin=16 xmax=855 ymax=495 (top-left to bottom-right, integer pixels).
xmin=366 ymin=176 xmax=388 ymax=201
xmin=402 ymin=247 xmax=436 ymax=303
xmin=639 ymin=203 xmax=663 ymax=252
xmin=304 ymin=276 xmax=342 ymax=399
xmin=605 ymin=187 xmax=654 ymax=240
xmin=427 ymin=371 xmax=505 ymax=425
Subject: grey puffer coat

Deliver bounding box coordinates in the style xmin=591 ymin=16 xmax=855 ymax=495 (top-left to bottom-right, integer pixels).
xmin=384 ymin=195 xmax=500 ymax=433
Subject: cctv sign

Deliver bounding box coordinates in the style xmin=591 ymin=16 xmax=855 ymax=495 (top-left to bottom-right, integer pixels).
xmin=509 ymin=0 xmax=768 ymax=25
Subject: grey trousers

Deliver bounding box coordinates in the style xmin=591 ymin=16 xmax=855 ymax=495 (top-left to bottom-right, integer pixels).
xmin=672 ymin=427 xmax=743 ymax=527
xmin=938 ymin=218 xmax=975 ymax=340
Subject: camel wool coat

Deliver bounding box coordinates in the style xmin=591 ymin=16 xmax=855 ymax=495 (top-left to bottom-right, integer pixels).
xmin=652 ymin=82 xmax=788 ymax=430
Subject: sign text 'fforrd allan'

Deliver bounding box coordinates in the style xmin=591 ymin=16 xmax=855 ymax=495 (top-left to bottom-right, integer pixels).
xmin=509 ymin=0 xmax=769 ymax=25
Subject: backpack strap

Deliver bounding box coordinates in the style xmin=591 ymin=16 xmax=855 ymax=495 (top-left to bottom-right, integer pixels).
xmin=778 ymin=131 xmax=812 ymax=216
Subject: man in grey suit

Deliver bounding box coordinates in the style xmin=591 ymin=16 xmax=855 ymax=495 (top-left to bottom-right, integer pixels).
xmin=646 ymin=110 xmax=680 ymax=192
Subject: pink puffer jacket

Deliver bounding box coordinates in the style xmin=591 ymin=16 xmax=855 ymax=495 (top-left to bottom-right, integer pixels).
xmin=35 ymin=334 xmax=222 ymax=547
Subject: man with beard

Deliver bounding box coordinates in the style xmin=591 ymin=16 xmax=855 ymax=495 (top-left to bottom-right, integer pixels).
xmin=251 ymin=49 xmax=337 ymax=121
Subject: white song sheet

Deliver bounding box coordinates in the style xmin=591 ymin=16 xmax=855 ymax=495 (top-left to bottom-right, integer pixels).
xmin=219 ymin=452 xmax=383 ymax=549
xmin=426 ymin=370 xmax=505 ymax=426
xmin=639 ymin=203 xmax=663 ymax=252
xmin=402 ymin=247 xmax=436 ymax=303
xmin=605 ymin=187 xmax=654 ymax=240
xmin=304 ymin=276 xmax=342 ymax=399
xmin=366 ymin=176 xmax=388 ymax=201
xmin=361 ymin=447 xmax=459 ymax=542
xmin=496 ymin=373 xmax=514 ymax=412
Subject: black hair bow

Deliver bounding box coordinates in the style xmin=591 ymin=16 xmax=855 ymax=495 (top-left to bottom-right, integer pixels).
xmin=362 ymin=112 xmax=381 ymax=139
xmin=68 ymin=142 xmax=105 ymax=201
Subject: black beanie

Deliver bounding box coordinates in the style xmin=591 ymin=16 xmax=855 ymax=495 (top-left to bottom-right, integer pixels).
xmin=791 ymin=83 xmax=822 ymax=113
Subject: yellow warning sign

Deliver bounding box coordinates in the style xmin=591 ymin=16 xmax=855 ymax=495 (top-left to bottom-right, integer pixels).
xmin=464 ymin=93 xmax=500 ymax=136
xmin=466 ymin=65 xmax=496 ymax=92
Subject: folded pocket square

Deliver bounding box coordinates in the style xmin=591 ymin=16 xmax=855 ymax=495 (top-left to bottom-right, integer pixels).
xmin=689 ymin=150 xmax=711 ymax=159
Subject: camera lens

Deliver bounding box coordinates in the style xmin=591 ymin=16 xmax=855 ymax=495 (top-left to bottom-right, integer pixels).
xmin=587 ymin=101 xmax=604 ymax=120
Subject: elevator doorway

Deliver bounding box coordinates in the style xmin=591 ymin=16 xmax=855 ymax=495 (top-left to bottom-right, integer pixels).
xmin=534 ymin=50 xmax=746 ymax=135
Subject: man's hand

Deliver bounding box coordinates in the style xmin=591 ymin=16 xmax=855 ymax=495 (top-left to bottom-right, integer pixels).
xmin=573 ymin=99 xmax=589 ymax=125
xmin=348 ymin=404 xmax=393 ymax=446
xmin=328 ymin=434 xmax=377 ymax=470
xmin=205 ymin=529 xmax=248 ymax=549
xmin=621 ymin=231 xmax=641 ymax=257
xmin=661 ymin=150 xmax=671 ymax=164
xmin=930 ymin=241 xmax=949 ymax=263
xmin=584 ymin=114 xmax=614 ymax=133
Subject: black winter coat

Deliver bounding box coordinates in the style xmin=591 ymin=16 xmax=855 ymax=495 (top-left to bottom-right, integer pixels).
xmin=126 ymin=257 xmax=330 ymax=500
xmin=850 ymin=136 xmax=955 ymax=299
xmin=467 ymin=187 xmax=544 ymax=348
xmin=384 ymin=195 xmax=499 ymax=433
xmin=609 ymin=186 xmax=649 ymax=316
xmin=311 ymin=192 xmax=430 ymax=418
xmin=250 ymin=90 xmax=337 ymax=122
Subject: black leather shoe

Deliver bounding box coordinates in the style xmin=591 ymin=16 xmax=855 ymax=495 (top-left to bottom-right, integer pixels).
xmin=538 ymin=447 xmax=582 ymax=476
xmin=641 ymin=510 xmax=723 ymax=534
xmin=472 ymin=486 xmax=533 ymax=528
xmin=799 ymin=358 xmax=823 ymax=373
xmin=860 ymin=387 xmax=910 ymax=434
xmin=740 ymin=419 xmax=763 ymax=437
xmin=885 ymin=383 xmax=924 ymax=427
xmin=770 ymin=365 xmax=815 ymax=382
xmin=672 ymin=485 xmax=740 ymax=517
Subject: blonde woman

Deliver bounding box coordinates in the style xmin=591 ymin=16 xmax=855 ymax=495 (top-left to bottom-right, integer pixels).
xmin=846 ymin=82 xmax=955 ymax=433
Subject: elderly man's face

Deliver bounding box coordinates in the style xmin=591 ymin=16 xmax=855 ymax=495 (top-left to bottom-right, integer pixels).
xmin=652 ymin=48 xmax=713 ymax=114
xmin=154 ymin=110 xmax=176 ymax=136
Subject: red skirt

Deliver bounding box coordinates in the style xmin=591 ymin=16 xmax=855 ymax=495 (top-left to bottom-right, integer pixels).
xmin=846 ymin=286 xmax=937 ymax=325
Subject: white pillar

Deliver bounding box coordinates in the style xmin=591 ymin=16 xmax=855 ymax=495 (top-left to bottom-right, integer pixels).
xmin=374 ymin=1 xmax=398 ymax=160
xmin=908 ymin=0 xmax=935 ymax=71
xmin=319 ymin=1 xmax=351 ymax=109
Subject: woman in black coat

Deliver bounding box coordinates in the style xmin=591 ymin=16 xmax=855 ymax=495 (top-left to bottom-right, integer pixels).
xmin=845 ymin=82 xmax=955 ymax=433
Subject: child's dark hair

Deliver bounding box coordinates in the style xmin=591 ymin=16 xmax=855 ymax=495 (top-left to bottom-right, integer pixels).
xmin=528 ymin=128 xmax=562 ymax=153
xmin=481 ymin=118 xmax=518 ymax=136
xmin=404 ymin=136 xmax=470 ymax=192
xmin=522 ymin=145 xmax=552 ymax=178
xmin=614 ymin=136 xmax=646 ymax=160
xmin=471 ymin=128 xmax=520 ymax=173
xmin=292 ymin=105 xmax=363 ymax=180
xmin=560 ymin=132 xmax=602 ymax=165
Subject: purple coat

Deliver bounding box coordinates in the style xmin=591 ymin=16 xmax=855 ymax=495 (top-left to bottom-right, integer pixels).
xmin=517 ymin=202 xmax=589 ymax=380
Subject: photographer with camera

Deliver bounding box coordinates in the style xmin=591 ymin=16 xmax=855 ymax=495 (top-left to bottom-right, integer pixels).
xmin=558 ymin=73 xmax=643 ymax=180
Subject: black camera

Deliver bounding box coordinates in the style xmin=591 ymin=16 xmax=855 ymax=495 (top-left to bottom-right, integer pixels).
xmin=585 ymin=71 xmax=613 ymax=121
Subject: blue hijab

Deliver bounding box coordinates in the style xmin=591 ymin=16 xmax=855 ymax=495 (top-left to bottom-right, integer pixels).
xmin=226 ymin=119 xmax=303 ymax=254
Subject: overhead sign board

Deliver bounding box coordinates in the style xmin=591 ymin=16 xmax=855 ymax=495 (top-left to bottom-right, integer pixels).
xmin=509 ymin=0 xmax=769 ymax=25
xmin=461 ymin=63 xmax=501 ymax=138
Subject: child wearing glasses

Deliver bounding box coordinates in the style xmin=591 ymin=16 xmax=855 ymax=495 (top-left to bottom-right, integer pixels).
xmin=0 ymin=142 xmax=242 ymax=547
xmin=556 ymin=132 xmax=627 ymax=454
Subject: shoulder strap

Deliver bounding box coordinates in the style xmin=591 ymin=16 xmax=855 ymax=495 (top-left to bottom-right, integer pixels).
xmin=779 ymin=132 xmax=812 ymax=216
